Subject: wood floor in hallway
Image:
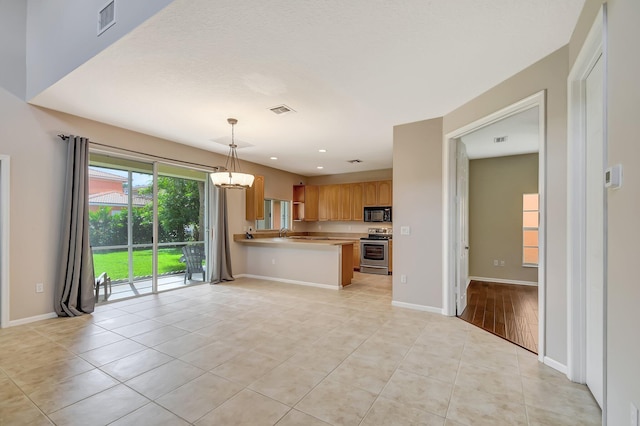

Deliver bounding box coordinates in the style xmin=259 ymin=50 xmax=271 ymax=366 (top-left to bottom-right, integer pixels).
xmin=459 ymin=280 xmax=538 ymax=353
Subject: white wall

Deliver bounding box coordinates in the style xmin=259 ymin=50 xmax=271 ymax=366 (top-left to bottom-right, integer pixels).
xmin=26 ymin=0 xmax=175 ymax=100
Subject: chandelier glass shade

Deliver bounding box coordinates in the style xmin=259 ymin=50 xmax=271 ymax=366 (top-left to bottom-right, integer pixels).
xmin=210 ymin=118 xmax=254 ymax=189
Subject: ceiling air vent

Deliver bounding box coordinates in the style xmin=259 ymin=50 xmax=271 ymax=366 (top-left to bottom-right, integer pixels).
xmin=348 ymin=159 xmax=363 ymax=164
xmin=494 ymin=136 xmax=508 ymax=143
xmin=98 ymin=1 xmax=116 ymax=36
xmin=269 ymin=105 xmax=295 ymax=115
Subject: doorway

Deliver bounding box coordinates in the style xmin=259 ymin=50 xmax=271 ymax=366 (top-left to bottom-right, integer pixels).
xmin=0 ymin=155 xmax=10 ymax=328
xmin=443 ymin=91 xmax=546 ymax=362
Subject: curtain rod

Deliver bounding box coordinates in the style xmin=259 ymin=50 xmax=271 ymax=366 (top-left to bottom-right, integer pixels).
xmin=57 ymin=133 xmax=218 ymax=172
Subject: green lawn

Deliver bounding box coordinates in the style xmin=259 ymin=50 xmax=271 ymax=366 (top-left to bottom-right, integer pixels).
xmin=93 ymin=247 xmax=189 ymax=281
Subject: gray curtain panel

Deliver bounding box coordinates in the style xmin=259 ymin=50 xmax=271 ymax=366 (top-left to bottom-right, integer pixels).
xmin=207 ymin=179 xmax=234 ymax=283
xmin=55 ymin=136 xmax=95 ymax=316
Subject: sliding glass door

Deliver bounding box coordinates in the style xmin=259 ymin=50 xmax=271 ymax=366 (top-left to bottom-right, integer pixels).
xmin=88 ymin=153 xmax=208 ymax=302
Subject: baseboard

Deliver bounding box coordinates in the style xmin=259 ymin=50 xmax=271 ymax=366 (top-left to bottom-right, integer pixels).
xmin=8 ymin=312 xmax=57 ymax=327
xmin=469 ymin=276 xmax=538 ymax=286
xmin=391 ymin=300 xmax=443 ymax=314
xmin=237 ymin=274 xmax=340 ymax=290
xmin=543 ymin=356 xmax=568 ymax=375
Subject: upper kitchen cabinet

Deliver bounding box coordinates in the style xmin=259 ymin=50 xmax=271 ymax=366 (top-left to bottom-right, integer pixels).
xmin=339 ymin=184 xmax=352 ymax=221
xmin=363 ymin=180 xmax=392 ymax=207
xmin=246 ymin=175 xmax=265 ymax=221
xmin=319 ymin=184 xmax=339 ymax=221
xmin=351 ymin=183 xmax=364 ymax=221
xmin=293 ymin=184 xmax=319 ymax=221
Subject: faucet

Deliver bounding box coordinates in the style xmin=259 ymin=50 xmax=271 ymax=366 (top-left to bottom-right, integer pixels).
xmin=279 ymin=227 xmax=289 ymax=238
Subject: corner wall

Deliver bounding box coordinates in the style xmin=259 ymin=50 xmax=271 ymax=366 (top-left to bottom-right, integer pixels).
xmin=392 ymin=117 xmax=443 ymax=310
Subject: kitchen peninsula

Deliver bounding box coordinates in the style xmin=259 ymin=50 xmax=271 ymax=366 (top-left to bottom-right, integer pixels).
xmin=234 ymin=236 xmax=355 ymax=289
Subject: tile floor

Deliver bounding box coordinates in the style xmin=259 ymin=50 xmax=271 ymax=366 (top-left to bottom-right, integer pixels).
xmin=0 ymin=272 xmax=601 ymax=425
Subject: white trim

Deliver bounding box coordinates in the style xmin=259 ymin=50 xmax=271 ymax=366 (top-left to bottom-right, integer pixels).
xmin=0 ymin=155 xmax=10 ymax=328
xmin=442 ymin=91 xmax=547 ymax=364
xmin=566 ymin=6 xmax=605 ymax=385
xmin=469 ymin=276 xmax=538 ymax=287
xmin=236 ymin=274 xmax=340 ymax=290
xmin=543 ymin=356 xmax=568 ymax=375
xmin=8 ymin=312 xmax=57 ymax=327
xmin=391 ymin=301 xmax=443 ymax=314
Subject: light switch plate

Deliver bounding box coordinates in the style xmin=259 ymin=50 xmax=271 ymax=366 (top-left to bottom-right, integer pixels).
xmin=400 ymin=226 xmax=410 ymax=235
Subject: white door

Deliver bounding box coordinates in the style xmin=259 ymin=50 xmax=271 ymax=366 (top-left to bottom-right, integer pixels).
xmin=456 ymin=140 xmax=470 ymax=315
xmin=585 ymin=53 xmax=604 ymax=408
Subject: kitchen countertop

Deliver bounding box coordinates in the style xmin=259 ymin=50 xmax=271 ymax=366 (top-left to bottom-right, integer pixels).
xmin=235 ymin=237 xmax=355 ymax=249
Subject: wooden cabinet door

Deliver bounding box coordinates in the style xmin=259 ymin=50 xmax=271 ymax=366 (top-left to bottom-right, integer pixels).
xmin=318 ymin=185 xmax=329 ymax=221
xmin=363 ymin=181 xmax=378 ymax=206
xmin=353 ymin=242 xmax=360 ymax=270
xmin=377 ymin=180 xmax=392 ymax=206
xmin=339 ymin=184 xmax=352 ymax=221
xmin=305 ymin=185 xmax=319 ymax=221
xmin=245 ymin=175 xmax=264 ymax=220
xmin=351 ymin=183 xmax=364 ymax=221
xmin=328 ymin=185 xmax=340 ymax=221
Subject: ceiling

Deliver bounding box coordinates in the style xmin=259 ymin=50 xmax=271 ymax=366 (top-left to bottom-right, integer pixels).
xmin=461 ymin=107 xmax=539 ymax=160
xmin=30 ymin=0 xmax=584 ymax=176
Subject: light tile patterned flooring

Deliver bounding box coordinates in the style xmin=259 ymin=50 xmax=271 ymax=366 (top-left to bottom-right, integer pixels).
xmin=0 ymin=272 xmax=601 ymax=425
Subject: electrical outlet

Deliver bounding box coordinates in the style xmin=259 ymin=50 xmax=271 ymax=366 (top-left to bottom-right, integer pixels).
xmin=493 ymin=259 xmax=499 ymax=266
xmin=400 ymin=274 xmax=407 ymax=283
xmin=36 ymin=283 xmax=44 ymax=293
xmin=271 ymin=259 xmax=276 ymax=265
xmin=631 ymin=402 xmax=639 ymax=426
xmin=500 ymin=260 xmax=505 ymax=267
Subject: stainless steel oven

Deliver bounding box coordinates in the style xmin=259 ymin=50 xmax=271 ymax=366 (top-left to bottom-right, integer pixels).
xmin=360 ymin=228 xmax=392 ymax=275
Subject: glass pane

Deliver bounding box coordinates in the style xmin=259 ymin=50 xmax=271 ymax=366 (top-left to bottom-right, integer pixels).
xmin=88 ymin=166 xmax=129 ymax=247
xmin=132 ymin=172 xmax=153 ymax=245
xmin=157 ymin=175 xmax=204 ymax=244
xmin=524 ymin=230 xmax=539 ymax=247
xmin=524 ymin=247 xmax=539 ymax=264
xmin=523 ymin=211 xmax=539 ymax=228
xmin=523 ymin=193 xmax=539 ymax=211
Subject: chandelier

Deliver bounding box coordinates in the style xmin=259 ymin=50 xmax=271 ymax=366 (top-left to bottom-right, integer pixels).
xmin=210 ymin=118 xmax=255 ymax=189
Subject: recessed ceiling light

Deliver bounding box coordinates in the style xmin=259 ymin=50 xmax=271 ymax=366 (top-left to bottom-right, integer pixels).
xmin=318 ymin=149 xmax=327 ymax=153
xmin=317 ymin=166 xmax=324 ymax=169
xmin=270 ymin=156 xmax=278 ymax=160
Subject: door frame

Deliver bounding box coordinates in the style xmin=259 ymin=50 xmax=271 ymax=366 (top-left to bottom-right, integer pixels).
xmin=566 ymin=3 xmax=607 ymax=410
xmin=0 ymin=155 xmax=10 ymax=328
xmin=442 ymin=90 xmax=547 ymax=363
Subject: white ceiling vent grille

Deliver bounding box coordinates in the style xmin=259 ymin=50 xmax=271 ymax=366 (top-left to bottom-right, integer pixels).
xmin=98 ymin=1 xmax=116 ymax=36
xmin=494 ymin=136 xmax=508 ymax=143
xmin=269 ymin=105 xmax=295 ymax=115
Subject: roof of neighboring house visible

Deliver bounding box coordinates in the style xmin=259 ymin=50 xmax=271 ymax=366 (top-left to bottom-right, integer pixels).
xmin=89 ymin=168 xmax=127 ymax=182
xmin=88 ymin=191 xmax=150 ymax=207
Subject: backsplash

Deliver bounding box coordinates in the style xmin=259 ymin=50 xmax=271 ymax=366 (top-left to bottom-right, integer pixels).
xmin=292 ymin=221 xmax=391 ymax=234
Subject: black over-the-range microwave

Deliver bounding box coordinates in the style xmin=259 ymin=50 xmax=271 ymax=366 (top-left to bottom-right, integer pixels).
xmin=364 ymin=206 xmax=392 ymax=222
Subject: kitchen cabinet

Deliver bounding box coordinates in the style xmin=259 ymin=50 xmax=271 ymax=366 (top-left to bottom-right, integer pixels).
xmin=318 ymin=184 xmax=339 ymax=221
xmin=351 ymin=183 xmax=364 ymax=221
xmin=353 ymin=242 xmax=360 ymax=270
xmin=292 ymin=184 xmax=319 ymax=221
xmin=339 ymin=184 xmax=352 ymax=221
xmin=245 ymin=175 xmax=264 ymax=221
xmin=363 ymin=180 xmax=392 ymax=207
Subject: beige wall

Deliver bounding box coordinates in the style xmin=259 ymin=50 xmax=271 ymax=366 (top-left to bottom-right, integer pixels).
xmin=392 ymin=117 xmax=443 ymax=309
xmin=443 ymin=47 xmax=568 ymax=365
xmin=468 ymin=154 xmax=539 ymax=283
xmin=599 ymin=0 xmax=640 ymax=424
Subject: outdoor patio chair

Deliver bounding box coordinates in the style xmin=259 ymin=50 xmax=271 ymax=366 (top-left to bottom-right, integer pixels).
xmin=95 ymin=271 xmax=112 ymax=302
xmin=182 ymin=245 xmax=205 ymax=283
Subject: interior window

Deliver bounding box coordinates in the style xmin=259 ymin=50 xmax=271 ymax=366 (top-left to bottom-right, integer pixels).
xmin=256 ymin=199 xmax=290 ymax=230
xmin=523 ymin=193 xmax=539 ymax=267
